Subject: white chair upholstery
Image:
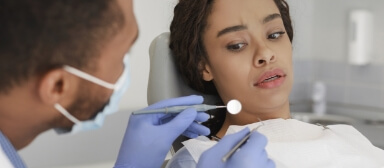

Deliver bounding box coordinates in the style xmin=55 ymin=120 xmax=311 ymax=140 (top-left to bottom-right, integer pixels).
xmin=147 ymin=32 xmax=219 ymax=105
xmin=147 ymin=32 xmax=219 ymax=154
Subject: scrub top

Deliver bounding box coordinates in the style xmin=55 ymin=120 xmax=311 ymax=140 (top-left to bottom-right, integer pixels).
xmin=0 ymin=131 xmax=26 ymax=168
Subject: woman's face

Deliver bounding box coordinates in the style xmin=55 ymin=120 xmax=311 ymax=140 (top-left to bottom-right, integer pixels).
xmin=202 ymin=0 xmax=293 ymax=119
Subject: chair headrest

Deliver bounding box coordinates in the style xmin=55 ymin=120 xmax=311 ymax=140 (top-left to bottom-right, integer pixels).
xmin=147 ymin=32 xmax=219 ymax=105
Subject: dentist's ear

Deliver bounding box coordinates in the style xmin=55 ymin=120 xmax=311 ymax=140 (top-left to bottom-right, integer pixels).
xmin=200 ymin=61 xmax=213 ymax=81
xmin=38 ymin=69 xmax=77 ymax=105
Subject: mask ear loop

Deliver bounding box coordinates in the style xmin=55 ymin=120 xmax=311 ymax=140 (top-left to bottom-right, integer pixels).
xmin=63 ymin=65 xmax=116 ymax=90
xmin=54 ymin=103 xmax=81 ymax=124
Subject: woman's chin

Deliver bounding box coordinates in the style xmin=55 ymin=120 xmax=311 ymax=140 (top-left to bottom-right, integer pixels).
xmin=245 ymin=101 xmax=290 ymax=115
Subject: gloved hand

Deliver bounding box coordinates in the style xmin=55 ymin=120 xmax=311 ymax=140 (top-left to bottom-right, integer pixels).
xmin=114 ymin=95 xmax=210 ymax=168
xmin=197 ymin=128 xmax=275 ymax=168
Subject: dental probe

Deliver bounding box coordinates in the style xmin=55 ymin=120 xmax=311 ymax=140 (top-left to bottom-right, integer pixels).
xmin=222 ymin=119 xmax=264 ymax=162
xmin=132 ymin=104 xmax=226 ymax=115
xmin=132 ymin=99 xmax=242 ymax=115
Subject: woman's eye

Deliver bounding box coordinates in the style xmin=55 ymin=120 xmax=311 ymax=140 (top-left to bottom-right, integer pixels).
xmin=226 ymin=43 xmax=247 ymax=51
xmin=268 ymin=31 xmax=286 ymax=39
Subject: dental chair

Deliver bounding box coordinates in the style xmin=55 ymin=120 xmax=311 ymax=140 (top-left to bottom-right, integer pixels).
xmin=147 ymin=32 xmax=219 ymax=164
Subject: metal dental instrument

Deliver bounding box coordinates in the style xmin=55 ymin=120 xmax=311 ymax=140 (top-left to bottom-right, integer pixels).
xmin=132 ymin=99 xmax=242 ymax=115
xmin=222 ymin=119 xmax=264 ymax=162
xmin=132 ymin=104 xmax=227 ymax=115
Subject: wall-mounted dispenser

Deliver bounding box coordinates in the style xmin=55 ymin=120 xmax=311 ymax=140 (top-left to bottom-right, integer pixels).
xmin=348 ymin=10 xmax=373 ymax=66
xmin=312 ymin=81 xmax=326 ymax=116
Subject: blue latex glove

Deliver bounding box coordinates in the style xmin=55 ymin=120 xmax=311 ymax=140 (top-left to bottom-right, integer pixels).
xmin=197 ymin=128 xmax=275 ymax=168
xmin=114 ymin=95 xmax=210 ymax=168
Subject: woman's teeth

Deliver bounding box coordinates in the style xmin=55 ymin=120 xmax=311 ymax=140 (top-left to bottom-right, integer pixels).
xmin=263 ymin=75 xmax=280 ymax=82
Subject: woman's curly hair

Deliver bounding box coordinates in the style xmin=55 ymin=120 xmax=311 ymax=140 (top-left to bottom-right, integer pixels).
xmin=169 ymin=0 xmax=293 ymax=136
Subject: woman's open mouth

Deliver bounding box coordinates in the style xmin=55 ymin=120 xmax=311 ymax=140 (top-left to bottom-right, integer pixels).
xmin=254 ymin=69 xmax=287 ymax=89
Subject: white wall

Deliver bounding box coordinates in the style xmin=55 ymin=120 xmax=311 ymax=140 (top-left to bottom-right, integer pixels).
xmin=287 ymin=0 xmax=315 ymax=61
xmin=19 ymin=0 xmax=178 ymax=167
xmin=312 ymin=0 xmax=384 ymax=63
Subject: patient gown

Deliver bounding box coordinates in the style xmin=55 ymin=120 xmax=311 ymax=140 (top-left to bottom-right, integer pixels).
xmin=165 ymin=118 xmax=384 ymax=168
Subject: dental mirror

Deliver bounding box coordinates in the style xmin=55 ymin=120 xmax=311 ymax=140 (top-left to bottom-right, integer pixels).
xmin=227 ymin=99 xmax=242 ymax=115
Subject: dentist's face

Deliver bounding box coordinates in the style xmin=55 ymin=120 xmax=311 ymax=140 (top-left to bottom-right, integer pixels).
xmin=201 ymin=0 xmax=293 ymax=121
xmin=62 ymin=0 xmax=138 ymax=126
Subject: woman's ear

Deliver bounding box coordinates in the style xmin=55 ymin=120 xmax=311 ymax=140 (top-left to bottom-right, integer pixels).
xmin=38 ymin=69 xmax=73 ymax=105
xmin=200 ymin=61 xmax=214 ymax=81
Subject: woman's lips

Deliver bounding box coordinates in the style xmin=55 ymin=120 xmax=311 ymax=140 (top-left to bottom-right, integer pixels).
xmin=254 ymin=69 xmax=287 ymax=89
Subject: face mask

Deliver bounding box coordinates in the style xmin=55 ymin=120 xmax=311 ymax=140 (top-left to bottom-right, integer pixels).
xmin=54 ymin=55 xmax=130 ymax=134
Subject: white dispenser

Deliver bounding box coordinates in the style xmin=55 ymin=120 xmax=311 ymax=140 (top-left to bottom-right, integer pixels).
xmin=348 ymin=10 xmax=373 ymax=66
xmin=312 ymin=81 xmax=326 ymax=116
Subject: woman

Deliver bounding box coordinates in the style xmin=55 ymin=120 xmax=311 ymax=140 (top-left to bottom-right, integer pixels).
xmin=167 ymin=0 xmax=384 ymax=167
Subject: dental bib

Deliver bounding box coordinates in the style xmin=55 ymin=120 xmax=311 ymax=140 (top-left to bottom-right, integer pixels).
xmin=182 ymin=119 xmax=384 ymax=168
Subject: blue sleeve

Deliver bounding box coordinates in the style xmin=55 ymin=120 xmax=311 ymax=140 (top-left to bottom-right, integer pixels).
xmin=165 ymin=147 xmax=197 ymax=168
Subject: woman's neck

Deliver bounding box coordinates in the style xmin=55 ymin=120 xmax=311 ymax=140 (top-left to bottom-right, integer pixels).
xmin=215 ymin=102 xmax=291 ymax=138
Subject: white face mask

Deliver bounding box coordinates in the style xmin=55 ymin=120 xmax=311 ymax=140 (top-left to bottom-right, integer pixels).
xmin=54 ymin=55 xmax=130 ymax=134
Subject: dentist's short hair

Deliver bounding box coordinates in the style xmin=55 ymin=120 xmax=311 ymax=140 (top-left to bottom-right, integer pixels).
xmin=0 ymin=0 xmax=124 ymax=94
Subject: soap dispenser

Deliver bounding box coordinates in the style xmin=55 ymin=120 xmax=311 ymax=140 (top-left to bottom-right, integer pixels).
xmin=312 ymin=81 xmax=326 ymax=116
xmin=348 ymin=10 xmax=373 ymax=65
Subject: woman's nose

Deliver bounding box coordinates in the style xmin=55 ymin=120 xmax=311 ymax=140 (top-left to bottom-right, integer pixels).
xmin=253 ymin=45 xmax=276 ymax=67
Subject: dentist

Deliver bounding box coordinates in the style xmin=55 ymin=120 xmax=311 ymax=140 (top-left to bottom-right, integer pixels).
xmin=0 ymin=0 xmax=274 ymax=168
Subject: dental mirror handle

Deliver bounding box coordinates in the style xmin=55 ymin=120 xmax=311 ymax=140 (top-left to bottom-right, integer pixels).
xmin=132 ymin=104 xmax=226 ymax=115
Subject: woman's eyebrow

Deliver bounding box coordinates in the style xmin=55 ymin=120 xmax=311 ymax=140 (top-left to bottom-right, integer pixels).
xmin=217 ymin=25 xmax=247 ymax=38
xmin=263 ymin=13 xmax=281 ymax=24
xmin=216 ymin=13 xmax=281 ymax=38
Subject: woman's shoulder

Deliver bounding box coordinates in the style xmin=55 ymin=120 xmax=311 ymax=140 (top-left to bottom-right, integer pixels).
xmin=327 ymin=124 xmax=377 ymax=145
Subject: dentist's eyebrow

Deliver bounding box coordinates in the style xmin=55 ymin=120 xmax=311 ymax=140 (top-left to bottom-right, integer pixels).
xmin=217 ymin=25 xmax=247 ymax=38
xmin=263 ymin=13 xmax=282 ymax=24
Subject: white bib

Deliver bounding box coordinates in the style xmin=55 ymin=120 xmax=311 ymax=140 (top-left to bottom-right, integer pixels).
xmin=182 ymin=119 xmax=384 ymax=168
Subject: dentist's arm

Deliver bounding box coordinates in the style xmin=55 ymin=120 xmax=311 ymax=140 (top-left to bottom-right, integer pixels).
xmin=197 ymin=128 xmax=275 ymax=168
xmin=114 ymin=95 xmax=210 ymax=168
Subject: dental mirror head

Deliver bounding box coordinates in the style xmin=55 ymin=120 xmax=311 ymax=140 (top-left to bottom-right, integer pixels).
xmin=227 ymin=99 xmax=242 ymax=115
